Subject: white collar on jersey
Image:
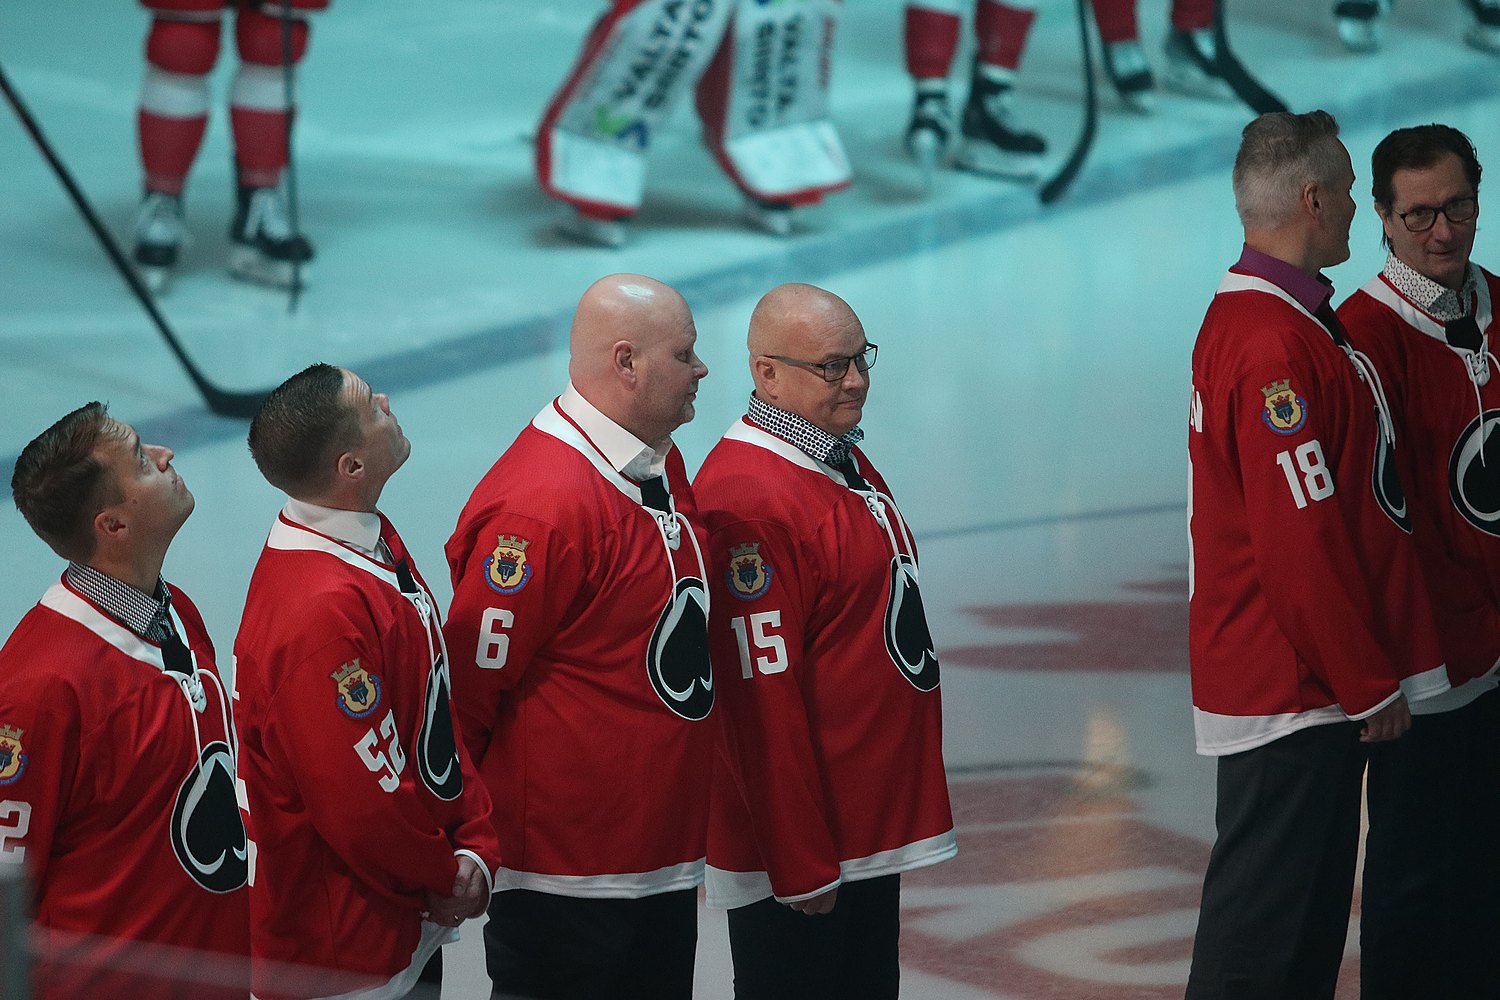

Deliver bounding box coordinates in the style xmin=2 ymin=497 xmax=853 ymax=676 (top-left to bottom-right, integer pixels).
xmin=1358 ymin=267 xmax=1495 ymax=344
xmin=558 ymin=382 xmax=669 ymax=481
xmin=282 ymin=498 xmax=384 ymax=559
xmin=724 ymin=417 xmax=861 ymax=488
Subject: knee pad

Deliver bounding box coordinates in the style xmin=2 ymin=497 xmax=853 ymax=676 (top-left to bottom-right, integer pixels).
xmin=235 ymin=5 xmax=310 ymax=67
xmin=146 ymin=17 xmax=223 ymax=75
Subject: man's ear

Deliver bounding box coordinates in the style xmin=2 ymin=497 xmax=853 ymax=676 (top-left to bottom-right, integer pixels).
xmin=336 ymin=451 xmax=364 ymax=482
xmin=94 ymin=507 xmax=127 ymax=545
xmin=613 ymin=341 xmax=637 ymax=385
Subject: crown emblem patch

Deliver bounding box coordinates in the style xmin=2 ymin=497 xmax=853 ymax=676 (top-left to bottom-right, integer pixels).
xmin=0 ymin=724 xmax=27 ymax=784
xmin=1261 ymin=378 xmax=1307 ymax=435
xmin=727 ymin=542 xmax=773 ymax=600
xmin=485 ymin=535 xmax=533 ymax=594
xmin=332 ymin=659 xmax=382 ymax=719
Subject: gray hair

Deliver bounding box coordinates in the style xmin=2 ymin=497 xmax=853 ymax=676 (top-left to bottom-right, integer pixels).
xmin=1232 ymin=110 xmax=1345 ymax=230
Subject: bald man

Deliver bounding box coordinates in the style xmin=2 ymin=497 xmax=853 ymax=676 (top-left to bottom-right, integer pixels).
xmin=444 ymin=274 xmax=714 ymax=999
xmin=694 ymin=284 xmax=955 ymax=999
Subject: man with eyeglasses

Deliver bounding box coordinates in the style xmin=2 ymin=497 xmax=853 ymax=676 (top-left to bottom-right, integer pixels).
xmin=1185 ymin=111 xmax=1447 ymax=1000
xmin=1337 ymin=124 xmax=1500 ymax=1000
xmin=693 ymin=283 xmax=955 ymax=999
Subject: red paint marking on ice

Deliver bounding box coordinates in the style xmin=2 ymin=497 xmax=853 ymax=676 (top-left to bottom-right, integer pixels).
xmin=947 ymin=574 xmax=1188 ymax=674
xmin=901 ymin=771 xmax=1363 ymax=998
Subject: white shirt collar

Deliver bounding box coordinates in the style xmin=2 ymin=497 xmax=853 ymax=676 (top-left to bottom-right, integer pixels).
xmin=558 ymin=382 xmax=668 ymax=480
xmin=282 ymin=498 xmax=385 ymax=559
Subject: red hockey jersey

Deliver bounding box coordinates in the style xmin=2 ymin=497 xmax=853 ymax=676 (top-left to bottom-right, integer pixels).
xmin=444 ymin=397 xmax=714 ymax=898
xmin=1339 ymin=265 xmax=1500 ymax=708
xmin=234 ymin=505 xmax=500 ymax=1000
xmin=0 ymin=578 xmax=248 ymax=1000
xmin=1188 ymin=270 xmax=1448 ymax=754
xmin=694 ymin=418 xmax=955 ymax=907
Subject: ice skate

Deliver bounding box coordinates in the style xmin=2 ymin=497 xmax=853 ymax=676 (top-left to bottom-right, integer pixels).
xmin=742 ymin=196 xmax=795 ymax=237
xmin=1334 ymin=0 xmax=1388 ymax=52
xmin=555 ymin=206 xmax=629 ymax=248
xmin=955 ymin=66 xmax=1046 ymax=182
xmin=1103 ymin=40 xmax=1156 ymax=114
xmin=905 ymin=81 xmax=955 ymax=188
xmin=228 ymin=185 xmax=314 ymax=289
xmin=1162 ymin=29 xmax=1236 ymax=101
xmin=133 ymin=191 xmax=186 ymax=294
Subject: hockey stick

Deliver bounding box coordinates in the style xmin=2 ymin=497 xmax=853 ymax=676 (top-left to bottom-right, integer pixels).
xmin=1212 ymin=0 xmax=1288 ymax=115
xmin=278 ymin=0 xmax=305 ymax=314
xmin=0 ymin=62 xmax=271 ymax=419
xmin=1039 ymin=0 xmax=1097 ymax=205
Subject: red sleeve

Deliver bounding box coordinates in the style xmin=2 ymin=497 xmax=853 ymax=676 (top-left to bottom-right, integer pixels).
xmin=443 ymin=512 xmax=585 ymax=769
xmin=259 ymin=635 xmax=458 ymax=904
xmin=438 ymin=694 xmax=501 ymax=875
xmin=708 ymin=518 xmax=841 ymax=900
xmin=1228 ymin=357 xmax=1402 ymax=715
xmin=0 ymin=670 xmax=79 ymax=896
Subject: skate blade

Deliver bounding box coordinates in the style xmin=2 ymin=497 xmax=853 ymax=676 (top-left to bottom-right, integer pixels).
xmin=555 ymin=211 xmax=628 ymax=248
xmin=228 ymin=246 xmax=311 ymax=290
xmin=907 ymin=131 xmax=945 ymax=193
xmin=743 ymin=203 xmax=794 ymax=238
xmin=955 ymin=145 xmax=1041 ymax=183
xmin=1161 ymin=67 xmax=1236 ymax=101
xmin=137 ymin=264 xmax=173 ymax=296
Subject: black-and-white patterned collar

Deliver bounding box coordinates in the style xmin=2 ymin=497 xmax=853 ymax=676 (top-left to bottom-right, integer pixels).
xmin=746 ymin=394 xmax=865 ymax=465
xmin=1383 ymin=252 xmax=1478 ymax=322
xmin=65 ymin=562 xmax=172 ymax=640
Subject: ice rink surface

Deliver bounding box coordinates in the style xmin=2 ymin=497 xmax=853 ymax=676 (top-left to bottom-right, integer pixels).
xmin=2 ymin=0 xmax=1498 ymax=996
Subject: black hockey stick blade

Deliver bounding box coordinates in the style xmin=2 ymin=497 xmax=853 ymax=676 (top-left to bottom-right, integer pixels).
xmin=279 ymin=1 xmax=304 ymax=315
xmin=0 ymin=61 xmax=270 ymax=419
xmin=1213 ymin=0 xmax=1288 ymax=115
xmin=1040 ymin=0 xmax=1098 ymax=205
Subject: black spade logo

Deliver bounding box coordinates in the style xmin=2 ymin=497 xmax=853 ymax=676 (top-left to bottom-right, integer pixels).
xmin=1372 ymin=431 xmax=1411 ymax=533
xmin=418 ymin=654 xmax=463 ymax=801
xmin=1450 ymin=410 xmax=1500 ymax=537
xmin=647 ymin=578 xmax=714 ymax=721
xmin=885 ymin=555 xmax=940 ymax=692
xmin=171 ymin=741 xmax=248 ymax=893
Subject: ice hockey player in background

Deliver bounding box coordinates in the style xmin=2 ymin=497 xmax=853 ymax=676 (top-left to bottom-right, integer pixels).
xmin=132 ymin=0 xmax=323 ymax=292
xmin=536 ymin=0 xmax=851 ymax=247
xmin=901 ymin=0 xmax=1049 ymax=183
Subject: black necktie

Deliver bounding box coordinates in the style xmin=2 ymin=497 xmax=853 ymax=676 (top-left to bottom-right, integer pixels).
xmin=1314 ymin=301 xmax=1349 ymax=348
xmin=394 ymin=558 xmax=418 ymax=595
xmin=158 ymin=617 xmax=193 ymax=677
xmin=639 ymin=475 xmax=671 ymax=514
xmin=834 ymin=454 xmax=869 ymax=491
xmin=1446 ymin=315 xmax=1483 ymax=352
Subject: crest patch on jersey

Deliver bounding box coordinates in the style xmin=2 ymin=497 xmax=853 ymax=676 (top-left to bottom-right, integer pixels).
xmin=485 ymin=534 xmax=533 ymax=594
xmin=1261 ymin=379 xmax=1308 ymax=435
xmin=332 ymin=659 xmax=382 ymax=720
xmin=1449 ymin=409 xmax=1500 ymax=536
xmin=0 ymin=724 xmax=26 ymax=785
xmin=727 ymin=542 xmax=773 ymax=600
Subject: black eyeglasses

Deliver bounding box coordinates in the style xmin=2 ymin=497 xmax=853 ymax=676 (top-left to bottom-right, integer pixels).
xmin=765 ymin=343 xmax=878 ymax=382
xmin=1396 ymin=196 xmax=1478 ymax=233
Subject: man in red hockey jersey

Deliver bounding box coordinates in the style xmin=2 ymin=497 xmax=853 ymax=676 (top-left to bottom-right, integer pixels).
xmin=1185 ymin=111 xmax=1448 ymax=1000
xmin=132 ymin=0 xmax=325 ymax=291
xmin=694 ymin=283 xmax=955 ymax=1000
xmin=1 ymin=402 xmax=249 ymax=999
xmin=444 ymin=274 xmax=713 ymax=999
xmin=1337 ymin=123 xmax=1500 ymax=1000
xmin=236 ymin=364 xmax=500 ymax=1000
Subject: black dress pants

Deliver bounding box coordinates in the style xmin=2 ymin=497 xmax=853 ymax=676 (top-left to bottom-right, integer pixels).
xmin=1185 ymin=722 xmax=1367 ymax=1000
xmin=727 ymin=874 xmax=901 ymax=1000
xmin=484 ymin=887 xmax=697 ymax=1000
xmin=1361 ymin=688 xmax=1500 ymax=1000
